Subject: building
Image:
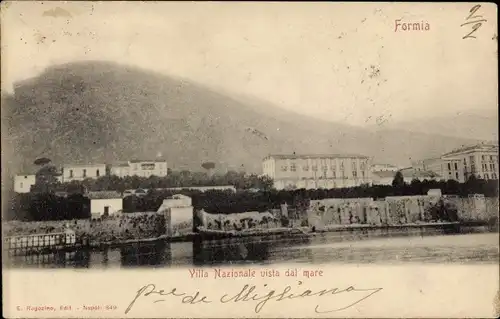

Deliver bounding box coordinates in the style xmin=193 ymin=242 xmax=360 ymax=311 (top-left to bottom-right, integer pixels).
xmin=110 ymin=159 xmax=168 ymax=178
xmin=415 ymin=143 xmax=499 ymax=183
xmin=157 ymin=194 xmax=194 ymax=236
xmin=372 ymin=168 xmax=441 ymax=185
xmin=86 ymin=191 xmax=123 ymax=218
xmin=370 ymin=164 xmax=400 ymax=172
xmin=61 ymin=163 xmax=106 ymax=183
xmin=262 ymin=154 xmax=372 ymax=190
xmin=14 ymin=174 xmax=36 ymax=193
xmin=4 ymin=229 xmax=76 ymax=251
xmin=440 ymin=143 xmax=498 ymax=182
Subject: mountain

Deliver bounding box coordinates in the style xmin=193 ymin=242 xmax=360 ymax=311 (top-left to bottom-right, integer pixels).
xmin=1 ymin=61 xmax=489 ymax=178
xmin=369 ymin=110 xmax=498 ymax=142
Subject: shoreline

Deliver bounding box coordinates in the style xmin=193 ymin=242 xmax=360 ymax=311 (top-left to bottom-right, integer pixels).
xmin=5 ymin=220 xmax=497 ymax=255
xmin=92 ymin=221 xmax=468 ymax=248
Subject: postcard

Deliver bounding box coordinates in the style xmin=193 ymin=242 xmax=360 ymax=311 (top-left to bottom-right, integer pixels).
xmin=1 ymin=1 xmax=499 ymax=318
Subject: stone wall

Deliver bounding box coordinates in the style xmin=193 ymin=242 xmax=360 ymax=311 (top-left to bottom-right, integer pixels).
xmin=308 ymin=195 xmax=498 ymax=229
xmin=197 ymin=210 xmax=281 ymax=231
xmin=3 ymin=212 xmax=166 ymax=244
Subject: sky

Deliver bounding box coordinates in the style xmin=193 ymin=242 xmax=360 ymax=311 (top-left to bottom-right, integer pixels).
xmin=1 ymin=2 xmax=498 ymax=127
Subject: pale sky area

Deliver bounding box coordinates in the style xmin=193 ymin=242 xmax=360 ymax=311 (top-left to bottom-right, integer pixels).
xmin=1 ymin=2 xmax=498 ymax=127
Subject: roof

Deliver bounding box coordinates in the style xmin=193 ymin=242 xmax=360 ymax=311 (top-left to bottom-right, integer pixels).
xmin=62 ymin=163 xmax=106 ymax=168
xmin=372 ymin=169 xmax=441 ymax=179
xmin=400 ymin=168 xmax=441 ymax=178
xmin=372 ymin=171 xmax=396 ymax=178
xmin=129 ymin=159 xmax=167 ymax=163
xmin=86 ymin=191 xmax=122 ymax=200
xmin=265 ymin=153 xmax=369 ymax=160
xmin=15 ymin=174 xmax=36 ymax=178
xmin=371 ymin=163 xmax=398 ymax=167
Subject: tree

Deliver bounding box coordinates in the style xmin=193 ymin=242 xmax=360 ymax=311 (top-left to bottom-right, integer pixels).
xmin=201 ymin=162 xmax=216 ymax=177
xmin=392 ymin=171 xmax=405 ymax=188
xmin=32 ymin=158 xmax=61 ymax=193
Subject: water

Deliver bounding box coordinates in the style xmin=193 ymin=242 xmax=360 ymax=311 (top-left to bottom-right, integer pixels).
xmin=4 ymin=227 xmax=499 ymax=269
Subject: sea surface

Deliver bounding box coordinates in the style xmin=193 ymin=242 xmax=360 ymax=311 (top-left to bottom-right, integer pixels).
xmin=4 ymin=227 xmax=499 ymax=269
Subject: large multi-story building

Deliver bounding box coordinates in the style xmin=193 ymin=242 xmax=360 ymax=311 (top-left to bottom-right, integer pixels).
xmin=61 ymin=163 xmax=106 ymax=183
xmin=415 ymin=143 xmax=499 ymax=183
xmin=441 ymin=143 xmax=498 ymax=182
xmin=262 ymin=154 xmax=372 ymax=190
xmin=110 ymin=159 xmax=168 ymax=178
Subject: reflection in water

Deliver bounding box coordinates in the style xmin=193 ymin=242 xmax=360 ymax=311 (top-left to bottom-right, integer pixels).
xmin=192 ymin=238 xmax=275 ymax=266
xmin=4 ymin=227 xmax=499 ymax=269
xmin=120 ymin=241 xmax=170 ymax=267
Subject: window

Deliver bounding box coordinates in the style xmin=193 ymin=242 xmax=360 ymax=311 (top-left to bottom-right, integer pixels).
xmin=493 ymin=173 xmax=497 ymax=179
xmin=312 ymin=166 xmax=318 ymax=171
xmin=454 ymin=163 xmax=458 ymax=170
xmin=482 ymin=155 xmax=486 ymax=160
xmin=352 ymin=171 xmax=358 ymax=177
xmin=141 ymin=163 xmax=155 ymax=170
xmin=352 ymin=162 xmax=357 ymax=170
xmin=332 ymin=171 xmax=336 ymax=178
xmin=470 ymin=156 xmax=475 ymax=163
xmin=96 ymin=169 xmax=100 ymax=177
xmin=322 ymin=166 xmax=328 ymax=171
xmin=485 ymin=174 xmax=489 ymax=180
xmin=20 ymin=182 xmax=23 ymax=188
xmin=83 ymin=169 xmax=87 ymax=177
xmin=490 ymin=155 xmax=494 ymax=161
xmin=290 ymin=164 xmax=296 ymax=172
xmin=303 ymin=166 xmax=309 ymax=171
xmin=69 ymin=170 xmax=73 ymax=178
xmin=455 ymin=172 xmax=459 ymax=180
xmin=281 ymin=166 xmax=288 ymax=172
xmin=447 ymin=163 xmax=451 ymax=170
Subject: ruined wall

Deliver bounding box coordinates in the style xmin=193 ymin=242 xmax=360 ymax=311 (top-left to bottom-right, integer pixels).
xmin=3 ymin=212 xmax=166 ymax=244
xmin=308 ymin=195 xmax=498 ymax=229
xmin=197 ymin=210 xmax=280 ymax=231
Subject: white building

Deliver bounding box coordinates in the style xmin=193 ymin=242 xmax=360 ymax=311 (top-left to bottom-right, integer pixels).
xmin=371 ymin=168 xmax=441 ymax=185
xmin=262 ymin=153 xmax=372 ymax=190
xmin=414 ymin=143 xmax=499 ymax=183
xmin=110 ymin=159 xmax=168 ymax=178
xmin=14 ymin=174 xmax=36 ymax=193
xmin=61 ymin=163 xmax=106 ymax=183
xmin=370 ymin=163 xmax=400 ymax=172
xmin=87 ymin=191 xmax=123 ymax=218
xmin=157 ymin=194 xmax=193 ymax=236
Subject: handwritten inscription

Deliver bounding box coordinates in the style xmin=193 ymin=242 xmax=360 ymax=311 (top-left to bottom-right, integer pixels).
xmin=461 ymin=5 xmax=487 ymax=39
xmin=394 ymin=19 xmax=430 ymax=32
xmin=125 ymin=282 xmax=383 ymax=315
